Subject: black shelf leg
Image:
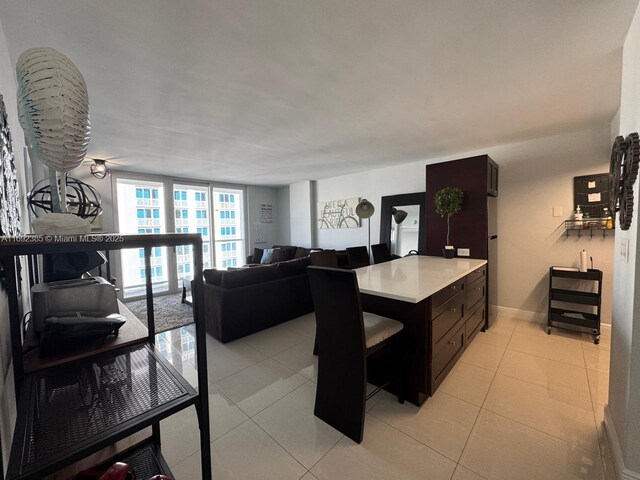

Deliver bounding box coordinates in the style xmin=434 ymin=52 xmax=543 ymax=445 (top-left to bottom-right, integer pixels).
xmin=144 ymin=246 xmax=155 ymax=340
xmin=193 ymin=245 xmax=212 ymax=479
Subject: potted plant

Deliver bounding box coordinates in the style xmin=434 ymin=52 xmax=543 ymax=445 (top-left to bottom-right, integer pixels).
xmin=434 ymin=187 xmax=464 ymax=258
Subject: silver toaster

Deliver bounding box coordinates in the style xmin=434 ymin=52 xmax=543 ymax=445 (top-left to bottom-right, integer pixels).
xmin=31 ymin=277 xmax=119 ymax=332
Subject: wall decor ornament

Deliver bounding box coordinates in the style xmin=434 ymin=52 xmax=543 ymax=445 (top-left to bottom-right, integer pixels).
xmin=0 ymin=94 xmax=22 ymax=237
xmin=16 ymin=47 xmax=90 ymax=214
xmin=28 ymin=176 xmax=102 ymax=223
xmin=318 ymin=197 xmax=361 ymax=229
xmin=609 ymin=132 xmax=639 ymax=230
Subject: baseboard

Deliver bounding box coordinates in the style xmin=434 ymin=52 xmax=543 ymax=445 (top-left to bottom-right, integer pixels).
xmin=491 ymin=305 xmax=546 ymax=323
xmin=490 ymin=305 xmax=612 ymax=328
xmin=604 ymin=405 xmax=640 ymax=480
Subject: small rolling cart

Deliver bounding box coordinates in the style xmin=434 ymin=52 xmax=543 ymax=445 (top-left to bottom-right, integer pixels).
xmin=547 ymin=266 xmax=603 ymax=344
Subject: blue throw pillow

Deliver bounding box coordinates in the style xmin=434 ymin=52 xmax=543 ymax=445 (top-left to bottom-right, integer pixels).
xmin=260 ymin=248 xmax=274 ymax=264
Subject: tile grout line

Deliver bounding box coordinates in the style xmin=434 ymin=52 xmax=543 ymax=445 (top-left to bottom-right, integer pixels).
xmin=367 ymin=390 xmax=480 ymax=465
xmin=581 ymin=339 xmax=610 ymax=477
xmin=248 ymin=416 xmax=310 ymax=474
xmin=452 ymin=321 xmax=512 ymax=477
xmin=363 ymin=410 xmax=464 ymax=465
xmin=479 ymin=406 xmax=603 ymax=456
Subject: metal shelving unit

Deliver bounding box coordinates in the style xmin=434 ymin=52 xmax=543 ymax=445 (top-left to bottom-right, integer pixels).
xmin=563 ymin=219 xmax=613 ymax=238
xmin=0 ymin=234 xmax=212 ymax=479
xmin=547 ymin=266 xmax=603 ymax=344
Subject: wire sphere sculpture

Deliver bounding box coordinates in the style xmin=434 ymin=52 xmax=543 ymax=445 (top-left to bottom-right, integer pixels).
xmin=28 ymin=176 xmax=101 ymax=223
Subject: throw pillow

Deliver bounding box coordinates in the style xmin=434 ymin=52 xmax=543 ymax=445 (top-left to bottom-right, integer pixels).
xmin=260 ymin=248 xmax=274 ymax=264
xmin=260 ymin=247 xmax=282 ymax=264
xmin=252 ymin=247 xmax=264 ymax=263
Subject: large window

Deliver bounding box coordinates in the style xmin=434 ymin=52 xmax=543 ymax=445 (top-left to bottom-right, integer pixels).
xmin=117 ymin=179 xmax=168 ymax=298
xmin=213 ymin=188 xmax=245 ymax=270
xmin=173 ymin=184 xmax=212 ymax=282
xmin=116 ymin=176 xmax=246 ymax=298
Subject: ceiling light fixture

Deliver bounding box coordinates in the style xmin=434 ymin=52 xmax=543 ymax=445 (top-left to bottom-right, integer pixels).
xmin=90 ymin=159 xmax=110 ymax=179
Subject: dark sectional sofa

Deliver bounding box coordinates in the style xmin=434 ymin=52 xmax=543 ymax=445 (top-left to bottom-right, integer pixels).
xmin=203 ymin=249 xmax=314 ymax=343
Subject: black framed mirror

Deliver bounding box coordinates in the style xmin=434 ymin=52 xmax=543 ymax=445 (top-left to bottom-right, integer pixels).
xmin=379 ymin=192 xmax=426 ymax=256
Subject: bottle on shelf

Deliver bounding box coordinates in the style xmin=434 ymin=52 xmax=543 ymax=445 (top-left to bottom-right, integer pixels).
xmin=574 ymin=206 xmax=583 ymax=221
xmin=604 ymin=208 xmax=614 ymax=229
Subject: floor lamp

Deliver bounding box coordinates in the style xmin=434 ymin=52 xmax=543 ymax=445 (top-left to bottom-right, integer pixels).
xmin=356 ymin=199 xmax=375 ymax=261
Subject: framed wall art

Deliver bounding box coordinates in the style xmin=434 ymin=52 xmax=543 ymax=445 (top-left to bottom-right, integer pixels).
xmin=0 ymin=94 xmax=21 ymax=237
xmin=317 ymin=197 xmax=361 ymax=229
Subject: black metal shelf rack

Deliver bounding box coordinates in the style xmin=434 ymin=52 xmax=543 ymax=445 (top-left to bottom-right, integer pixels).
xmin=547 ymin=266 xmax=603 ymax=344
xmin=0 ymin=234 xmax=212 ymax=479
xmin=563 ymin=219 xmax=613 ymax=238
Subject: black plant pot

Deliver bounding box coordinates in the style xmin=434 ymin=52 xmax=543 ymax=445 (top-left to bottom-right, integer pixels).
xmin=442 ymin=247 xmax=455 ymax=259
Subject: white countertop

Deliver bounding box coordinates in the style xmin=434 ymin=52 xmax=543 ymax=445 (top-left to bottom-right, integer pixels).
xmin=355 ymin=255 xmax=487 ymax=303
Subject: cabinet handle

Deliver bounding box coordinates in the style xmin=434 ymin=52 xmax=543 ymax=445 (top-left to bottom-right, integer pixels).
xmin=474 ymin=287 xmax=482 ymax=291
xmin=450 ymin=307 xmax=456 ymax=313
xmin=448 ymin=340 xmax=456 ymax=346
xmin=451 ymin=285 xmax=457 ymax=291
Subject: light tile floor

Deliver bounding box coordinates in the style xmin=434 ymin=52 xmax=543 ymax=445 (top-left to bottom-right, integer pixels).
xmin=154 ymin=313 xmax=613 ymax=480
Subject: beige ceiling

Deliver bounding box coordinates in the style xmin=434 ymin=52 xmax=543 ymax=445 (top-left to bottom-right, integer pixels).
xmin=0 ymin=0 xmax=637 ymax=186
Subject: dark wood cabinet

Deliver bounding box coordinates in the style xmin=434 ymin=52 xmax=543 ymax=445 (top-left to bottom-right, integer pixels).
xmin=426 ymin=155 xmax=498 ymax=327
xmin=427 ymin=267 xmax=489 ymax=395
xmin=363 ymin=262 xmax=489 ymax=403
xmin=488 ymin=157 xmax=499 ymax=197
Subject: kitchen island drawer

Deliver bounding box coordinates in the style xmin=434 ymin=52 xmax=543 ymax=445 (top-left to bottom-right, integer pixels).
xmin=431 ymin=291 xmax=465 ymax=356
xmin=431 ymin=278 xmax=465 ymax=312
xmin=465 ymin=303 xmax=486 ymax=345
xmin=466 ymin=265 xmax=487 ymax=285
xmin=431 ymin=325 xmax=465 ymax=393
xmin=466 ymin=277 xmax=486 ymax=313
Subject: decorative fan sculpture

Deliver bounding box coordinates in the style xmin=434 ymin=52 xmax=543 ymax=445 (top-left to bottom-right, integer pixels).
xmin=16 ymin=47 xmax=91 ymax=223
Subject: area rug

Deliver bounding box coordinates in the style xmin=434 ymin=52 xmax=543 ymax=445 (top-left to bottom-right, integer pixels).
xmin=124 ymin=293 xmax=193 ymax=333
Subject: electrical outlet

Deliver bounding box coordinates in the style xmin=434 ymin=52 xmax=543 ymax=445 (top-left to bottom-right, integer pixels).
xmin=457 ymin=248 xmax=470 ymax=257
xmin=553 ymin=206 xmax=563 ymax=217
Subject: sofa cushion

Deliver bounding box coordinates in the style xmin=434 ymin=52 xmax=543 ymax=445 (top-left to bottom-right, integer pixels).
xmin=203 ymin=269 xmax=225 ymax=286
xmin=294 ymin=247 xmax=310 ymax=259
xmin=221 ymin=264 xmax=280 ymax=288
xmin=250 ymin=247 xmax=264 ymax=263
xmin=276 ymin=256 xmax=311 ymax=277
xmin=273 ymin=245 xmax=297 ymax=261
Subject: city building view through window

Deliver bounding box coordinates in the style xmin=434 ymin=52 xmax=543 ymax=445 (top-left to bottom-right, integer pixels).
xmin=213 ymin=188 xmax=245 ymax=270
xmin=116 ymin=178 xmax=245 ymax=298
xmin=117 ymin=179 xmax=168 ymax=298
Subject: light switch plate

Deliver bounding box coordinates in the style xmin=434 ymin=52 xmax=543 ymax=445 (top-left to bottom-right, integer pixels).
xmin=457 ymin=248 xmax=470 ymax=257
xmin=620 ymin=238 xmax=630 ymax=263
xmin=553 ymin=206 xmax=563 ymax=217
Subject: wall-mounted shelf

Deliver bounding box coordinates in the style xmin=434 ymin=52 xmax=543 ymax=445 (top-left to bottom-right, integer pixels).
xmin=564 ymin=219 xmax=614 ymax=238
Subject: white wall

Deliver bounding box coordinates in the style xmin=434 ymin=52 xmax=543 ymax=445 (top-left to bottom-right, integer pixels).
xmin=276 ymin=186 xmax=291 ymax=245
xmin=0 ymin=16 xmax=27 ymax=473
xmin=607 ymin=1 xmax=640 ymax=476
xmin=289 ymin=181 xmax=314 ymax=247
xmin=307 ymin=126 xmax=614 ymax=321
xmin=247 ymin=185 xmax=281 ymax=253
